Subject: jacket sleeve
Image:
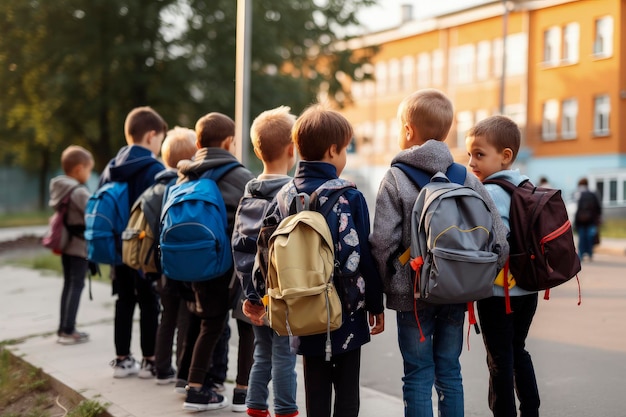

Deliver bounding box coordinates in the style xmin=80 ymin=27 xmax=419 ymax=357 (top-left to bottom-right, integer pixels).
xmin=465 ymin=174 xmax=510 ymax=270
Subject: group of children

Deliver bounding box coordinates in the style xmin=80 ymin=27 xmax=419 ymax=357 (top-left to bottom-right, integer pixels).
xmin=49 ymin=88 xmax=540 ymax=417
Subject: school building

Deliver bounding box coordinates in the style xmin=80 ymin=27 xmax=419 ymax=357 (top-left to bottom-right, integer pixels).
xmin=338 ymin=0 xmax=626 ymax=216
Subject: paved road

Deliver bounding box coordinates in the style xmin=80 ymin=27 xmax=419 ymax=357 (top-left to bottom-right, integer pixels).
xmin=361 ymin=253 xmax=626 ymax=417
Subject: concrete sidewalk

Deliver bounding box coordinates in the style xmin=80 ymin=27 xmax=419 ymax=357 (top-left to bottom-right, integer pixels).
xmin=0 ymin=228 xmax=403 ymax=417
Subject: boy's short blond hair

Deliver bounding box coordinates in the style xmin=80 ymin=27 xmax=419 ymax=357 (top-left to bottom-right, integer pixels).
xmin=250 ymin=106 xmax=296 ymax=163
xmin=467 ymin=115 xmax=521 ymax=162
xmin=195 ymin=112 xmax=235 ymax=148
xmin=61 ymin=145 xmax=93 ymax=174
xmin=161 ymin=127 xmax=197 ymax=169
xmin=124 ymin=106 xmax=168 ymax=144
xmin=293 ymin=104 xmax=353 ymax=161
xmin=399 ymin=89 xmax=454 ymax=141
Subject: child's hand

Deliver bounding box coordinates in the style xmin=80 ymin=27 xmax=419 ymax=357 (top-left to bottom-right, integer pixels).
xmin=369 ymin=311 xmax=385 ymax=335
xmin=242 ymin=299 xmax=266 ymax=326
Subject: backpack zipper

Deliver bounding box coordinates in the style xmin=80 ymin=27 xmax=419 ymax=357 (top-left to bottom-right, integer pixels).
xmin=539 ymin=220 xmax=571 ymax=274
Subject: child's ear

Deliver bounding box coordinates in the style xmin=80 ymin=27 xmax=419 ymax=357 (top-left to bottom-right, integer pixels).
xmin=502 ymin=148 xmax=514 ymax=164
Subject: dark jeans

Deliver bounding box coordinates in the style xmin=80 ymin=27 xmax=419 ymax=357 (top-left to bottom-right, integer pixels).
xmin=235 ymin=318 xmax=254 ymax=386
xmin=154 ymin=289 xmax=190 ymax=376
xmin=113 ymin=264 xmax=160 ymax=358
xmin=576 ymin=224 xmax=597 ymax=260
xmin=303 ymin=348 xmax=361 ymax=417
xmin=59 ymin=254 xmax=88 ymax=334
xmin=477 ymin=294 xmax=540 ymax=417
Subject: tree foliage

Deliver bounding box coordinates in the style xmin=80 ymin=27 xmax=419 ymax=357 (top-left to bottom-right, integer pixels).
xmin=0 ymin=0 xmax=377 ymax=184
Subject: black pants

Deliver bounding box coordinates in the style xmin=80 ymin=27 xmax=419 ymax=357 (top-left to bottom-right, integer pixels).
xmin=154 ymin=288 xmax=190 ymax=375
xmin=113 ymin=264 xmax=160 ymax=358
xmin=477 ymin=294 xmax=540 ymax=417
xmin=303 ymin=348 xmax=361 ymax=417
xmin=59 ymin=254 xmax=88 ymax=334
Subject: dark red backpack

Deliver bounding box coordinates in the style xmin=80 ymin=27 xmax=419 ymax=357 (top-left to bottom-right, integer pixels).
xmin=484 ymin=179 xmax=581 ymax=307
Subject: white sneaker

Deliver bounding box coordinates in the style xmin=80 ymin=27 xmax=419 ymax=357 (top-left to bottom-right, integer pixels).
xmin=138 ymin=358 xmax=156 ymax=379
xmin=110 ymin=356 xmax=140 ymax=378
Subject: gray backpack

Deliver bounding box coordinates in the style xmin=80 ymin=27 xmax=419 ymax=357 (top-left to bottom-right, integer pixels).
xmin=394 ymin=163 xmax=499 ymax=304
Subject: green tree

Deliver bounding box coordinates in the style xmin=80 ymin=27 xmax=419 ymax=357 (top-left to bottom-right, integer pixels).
xmin=0 ymin=0 xmax=376 ymax=208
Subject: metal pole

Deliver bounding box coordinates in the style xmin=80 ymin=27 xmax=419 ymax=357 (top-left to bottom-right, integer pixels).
xmin=499 ymin=0 xmax=508 ymax=115
xmin=235 ymin=0 xmax=252 ymax=164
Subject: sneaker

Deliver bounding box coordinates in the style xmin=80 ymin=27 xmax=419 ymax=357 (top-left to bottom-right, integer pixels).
xmin=183 ymin=386 xmax=229 ymax=411
xmin=138 ymin=358 xmax=156 ymax=379
xmin=57 ymin=331 xmax=89 ymax=345
xmin=156 ymin=367 xmax=177 ymax=385
xmin=208 ymin=381 xmax=226 ymax=393
xmin=232 ymin=388 xmax=247 ymax=412
xmin=174 ymin=379 xmax=188 ymax=395
xmin=110 ymin=356 xmax=140 ymax=378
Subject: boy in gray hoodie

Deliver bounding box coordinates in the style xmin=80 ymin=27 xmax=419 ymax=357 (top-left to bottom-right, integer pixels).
xmin=49 ymin=145 xmax=94 ymax=345
xmin=370 ymin=89 xmax=508 ymax=417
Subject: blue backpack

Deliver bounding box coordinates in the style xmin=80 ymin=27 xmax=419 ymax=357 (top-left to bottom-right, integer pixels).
xmin=160 ymin=162 xmax=242 ymax=282
xmin=84 ymin=181 xmax=129 ymax=265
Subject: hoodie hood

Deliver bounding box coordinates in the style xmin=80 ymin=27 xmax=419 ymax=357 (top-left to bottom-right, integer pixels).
xmin=48 ymin=176 xmax=82 ymax=208
xmin=178 ymin=147 xmax=238 ymax=180
xmin=390 ymin=140 xmax=454 ymax=176
xmin=244 ymin=176 xmax=292 ymax=199
xmin=107 ymin=145 xmax=160 ymax=183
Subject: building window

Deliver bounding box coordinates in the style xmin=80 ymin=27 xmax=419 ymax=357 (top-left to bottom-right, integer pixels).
xmin=475 ymin=109 xmax=490 ymax=123
xmin=543 ymin=26 xmax=561 ymax=66
xmin=561 ymin=98 xmax=578 ymax=139
xmin=456 ymin=111 xmax=474 ymax=149
xmin=593 ymin=16 xmax=613 ymax=57
xmin=375 ymin=62 xmax=388 ymax=95
xmin=388 ymin=59 xmax=400 ymax=93
xmin=476 ymin=41 xmax=491 ymax=80
xmin=401 ymin=56 xmax=414 ymax=92
xmin=374 ymin=120 xmax=387 ymax=153
xmin=542 ymin=100 xmax=559 ymax=141
xmin=593 ymin=94 xmax=610 ymax=136
xmin=432 ymin=49 xmax=444 ymax=86
xmin=492 ymin=38 xmax=503 ymax=77
xmin=563 ymin=22 xmax=579 ymax=64
xmin=506 ymin=33 xmax=527 ymax=76
xmin=416 ymin=52 xmax=431 ymax=88
xmin=451 ymin=44 xmax=475 ymax=84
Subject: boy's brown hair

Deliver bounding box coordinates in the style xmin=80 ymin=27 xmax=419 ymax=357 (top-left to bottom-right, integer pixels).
xmin=195 ymin=112 xmax=235 ymax=148
xmin=467 ymin=115 xmax=521 ymax=162
xmin=124 ymin=106 xmax=168 ymax=144
xmin=61 ymin=145 xmax=94 ymax=174
xmin=250 ymin=106 xmax=296 ymax=163
xmin=161 ymin=127 xmax=197 ymax=169
xmin=399 ymin=89 xmax=454 ymax=141
xmin=293 ymin=104 xmax=353 ymax=161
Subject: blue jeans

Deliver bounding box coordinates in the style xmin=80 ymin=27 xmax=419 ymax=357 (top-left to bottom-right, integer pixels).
xmin=247 ymin=325 xmax=298 ymax=415
xmin=477 ymin=295 xmax=540 ymax=417
xmin=397 ymin=305 xmax=465 ymax=417
xmin=577 ymin=224 xmax=597 ymax=260
xmin=59 ymin=254 xmax=88 ymax=334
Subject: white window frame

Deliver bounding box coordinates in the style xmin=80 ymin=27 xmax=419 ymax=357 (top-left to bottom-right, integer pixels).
xmin=451 ymin=44 xmax=475 ymax=84
xmin=562 ymin=22 xmax=580 ymax=64
xmin=456 ymin=111 xmax=474 ymax=149
xmin=492 ymin=38 xmax=503 ymax=77
xmin=375 ymin=62 xmax=388 ymax=95
xmin=593 ymin=94 xmax=610 ymax=136
xmin=561 ymin=98 xmax=578 ymax=140
xmin=374 ymin=120 xmax=387 ymax=153
xmin=388 ymin=59 xmax=400 ymax=93
xmin=401 ymin=55 xmax=414 ymax=92
xmin=476 ymin=41 xmax=491 ymax=80
xmin=543 ymin=26 xmax=561 ymax=67
xmin=593 ymin=16 xmax=613 ymax=57
xmin=542 ymin=99 xmax=559 ymax=141
xmin=432 ymin=49 xmax=444 ymax=86
xmin=417 ymin=52 xmax=431 ymax=88
xmin=505 ymin=33 xmax=527 ymax=76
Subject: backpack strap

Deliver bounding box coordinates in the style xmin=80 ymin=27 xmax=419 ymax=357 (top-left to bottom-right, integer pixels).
xmin=393 ymin=162 xmax=467 ymax=188
xmin=484 ymin=177 xmax=530 ymax=194
xmin=63 ymin=184 xmax=86 ymax=238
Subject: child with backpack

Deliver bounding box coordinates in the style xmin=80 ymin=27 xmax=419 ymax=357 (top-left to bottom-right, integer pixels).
xmin=260 ymin=104 xmax=385 ymax=417
xmin=47 ymin=145 xmax=94 ymax=345
xmin=97 ymin=106 xmax=167 ymax=378
xmin=175 ymin=112 xmax=255 ymax=412
xmin=231 ymin=106 xmax=299 ymax=417
xmin=369 ymin=89 xmax=508 ymax=417
xmin=465 ymin=115 xmax=540 ymax=417
xmin=574 ymin=177 xmax=602 ymax=261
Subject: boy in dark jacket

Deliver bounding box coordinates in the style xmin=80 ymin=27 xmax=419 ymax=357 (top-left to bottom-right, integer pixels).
xmin=231 ymin=106 xmax=298 ymax=417
xmin=180 ymin=112 xmax=255 ymax=412
xmin=98 ymin=106 xmax=167 ymax=378
xmin=261 ymin=104 xmax=385 ymax=417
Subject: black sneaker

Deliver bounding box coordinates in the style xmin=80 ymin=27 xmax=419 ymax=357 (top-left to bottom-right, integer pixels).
xmin=232 ymin=388 xmax=247 ymax=412
xmin=183 ymin=386 xmax=228 ymax=411
xmin=156 ymin=367 xmax=176 ymax=385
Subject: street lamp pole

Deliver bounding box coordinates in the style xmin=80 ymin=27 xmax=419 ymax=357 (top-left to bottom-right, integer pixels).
xmin=235 ymin=0 xmax=252 ymax=164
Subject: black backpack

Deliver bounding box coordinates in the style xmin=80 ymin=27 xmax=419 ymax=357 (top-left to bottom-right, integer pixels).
xmin=484 ymin=178 xmax=581 ymax=301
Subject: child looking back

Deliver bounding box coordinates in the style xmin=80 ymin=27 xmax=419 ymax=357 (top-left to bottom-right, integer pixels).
xmin=369 ymin=89 xmax=508 ymax=417
xmin=49 ymin=145 xmax=94 ymax=345
xmin=261 ymin=104 xmax=385 ymax=417
xmin=231 ymin=106 xmax=298 ymax=417
xmin=465 ymin=115 xmax=540 ymax=417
